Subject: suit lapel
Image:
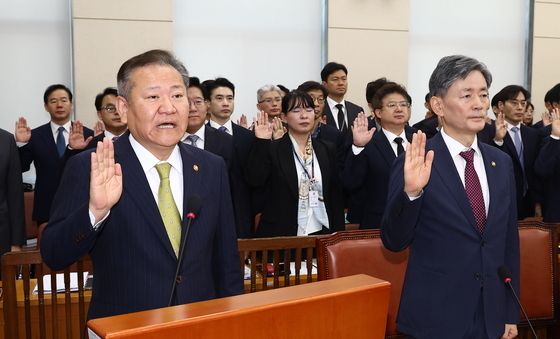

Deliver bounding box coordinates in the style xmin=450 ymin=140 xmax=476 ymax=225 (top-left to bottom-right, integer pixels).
xmin=115 ymin=135 xmax=177 ymax=259
xmin=313 ymin=140 xmax=331 ymax=197
xmin=39 ymin=124 xmax=60 ymax=159
xmin=373 ymin=132 xmax=396 ymax=167
xmin=179 ymin=143 xmax=203 ymax=215
xmin=204 ymin=127 xmax=217 ymax=153
xmin=479 ymin=142 xmax=500 ymax=236
xmin=430 ymin=134 xmax=479 ymax=233
xmin=278 ymin=136 xmax=299 ymax=198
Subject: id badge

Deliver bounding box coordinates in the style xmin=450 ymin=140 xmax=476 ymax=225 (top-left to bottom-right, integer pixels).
xmin=309 ymin=190 xmax=319 ymax=207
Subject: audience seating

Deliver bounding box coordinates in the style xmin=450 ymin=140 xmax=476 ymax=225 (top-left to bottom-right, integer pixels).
xmin=1 ymin=250 xmax=92 ymax=339
xmin=237 ymin=236 xmax=318 ymax=293
xmin=315 ymin=229 xmax=408 ymax=338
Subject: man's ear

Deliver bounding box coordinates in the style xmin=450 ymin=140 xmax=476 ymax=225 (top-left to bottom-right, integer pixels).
xmin=373 ymin=108 xmax=382 ymax=119
xmin=116 ymin=96 xmax=128 ymax=124
xmin=430 ymin=96 xmax=443 ymax=118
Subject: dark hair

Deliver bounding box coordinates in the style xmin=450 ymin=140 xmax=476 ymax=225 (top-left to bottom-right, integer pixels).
xmin=282 ymin=90 xmax=315 ymax=113
xmin=527 ymin=101 xmax=534 ymax=111
xmin=371 ymin=83 xmax=411 ymax=110
xmin=424 ymin=93 xmax=431 ymax=103
xmin=297 ymin=81 xmax=327 ymax=98
xmin=117 ymin=49 xmax=189 ymax=99
xmin=320 ymin=62 xmax=348 ymax=81
xmin=94 ymin=87 xmax=118 ymax=111
xmin=546 ymin=83 xmax=560 ymax=104
xmin=494 ymin=85 xmax=531 ymax=105
xmin=366 ymin=78 xmax=396 ymax=104
xmin=429 ymin=55 xmax=492 ymax=97
xmin=491 ymin=93 xmax=500 ymax=109
xmin=277 ymin=84 xmax=290 ymax=96
xmin=188 ymin=76 xmax=209 ymax=100
xmin=205 ymin=77 xmax=235 ymax=98
xmin=44 ymin=84 xmax=73 ymax=104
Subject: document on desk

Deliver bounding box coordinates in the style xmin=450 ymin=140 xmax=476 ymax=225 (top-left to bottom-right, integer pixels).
xmin=33 ymin=272 xmax=89 ymax=294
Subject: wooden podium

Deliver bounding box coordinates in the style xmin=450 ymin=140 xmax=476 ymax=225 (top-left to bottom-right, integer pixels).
xmin=87 ymin=274 xmax=391 ymax=339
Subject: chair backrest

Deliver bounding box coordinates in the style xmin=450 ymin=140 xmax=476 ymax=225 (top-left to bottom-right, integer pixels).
xmin=1 ymin=250 xmax=92 ymax=339
xmin=517 ymin=220 xmax=559 ymax=331
xmin=316 ymin=229 xmax=408 ymax=338
xmin=237 ymin=236 xmax=317 ymax=293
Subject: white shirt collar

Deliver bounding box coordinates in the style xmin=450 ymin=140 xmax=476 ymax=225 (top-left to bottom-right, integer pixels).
xmin=129 ymin=134 xmax=183 ymax=175
xmin=506 ymin=121 xmax=522 ymax=131
xmin=182 ymin=124 xmax=206 ymax=142
xmin=440 ymin=127 xmax=482 ymax=157
xmin=326 ymin=96 xmax=345 ymax=113
xmin=382 ymin=128 xmax=407 ymax=144
xmin=209 ymin=119 xmax=233 ymax=135
xmin=50 ymin=120 xmax=71 ymax=134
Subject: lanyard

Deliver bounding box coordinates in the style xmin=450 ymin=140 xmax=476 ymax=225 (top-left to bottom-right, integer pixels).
xmin=293 ymin=147 xmax=314 ymax=181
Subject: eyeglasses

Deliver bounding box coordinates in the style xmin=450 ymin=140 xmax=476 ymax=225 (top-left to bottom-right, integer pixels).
xmin=189 ymin=98 xmax=206 ymax=107
xmin=311 ymin=97 xmax=325 ymax=104
xmin=507 ymin=100 xmax=527 ymax=108
xmin=101 ymin=105 xmax=117 ymax=113
xmin=383 ymin=101 xmax=411 ymax=110
xmin=259 ymin=97 xmax=282 ymax=105
xmin=291 ymin=107 xmax=315 ymax=114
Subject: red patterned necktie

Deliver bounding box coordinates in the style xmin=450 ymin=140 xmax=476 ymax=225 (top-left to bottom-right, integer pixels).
xmin=459 ymin=149 xmax=486 ymax=234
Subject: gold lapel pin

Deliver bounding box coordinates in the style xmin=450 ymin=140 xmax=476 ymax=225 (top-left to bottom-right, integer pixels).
xmin=491 ymin=161 xmax=496 ymax=167
xmin=193 ymin=164 xmax=199 ymax=172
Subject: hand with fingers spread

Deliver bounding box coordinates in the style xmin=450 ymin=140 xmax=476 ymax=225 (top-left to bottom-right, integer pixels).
xmin=351 ymin=112 xmax=375 ymax=147
xmin=15 ymin=117 xmax=31 ymax=143
xmin=69 ymin=120 xmax=94 ymax=150
xmin=404 ymin=131 xmax=434 ymax=197
xmin=94 ymin=121 xmax=105 ymax=136
xmin=89 ymin=138 xmax=122 ymax=224
xmin=254 ymin=111 xmax=273 ymax=140
xmin=493 ymin=112 xmax=507 ymax=142
xmin=271 ymin=116 xmax=286 ymax=140
xmin=550 ymin=108 xmax=560 ymax=138
xmin=237 ymin=114 xmax=249 ymax=129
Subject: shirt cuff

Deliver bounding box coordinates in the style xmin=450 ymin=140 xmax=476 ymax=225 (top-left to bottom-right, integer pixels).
xmin=16 ymin=141 xmax=28 ymax=147
xmin=352 ymin=145 xmax=364 ymax=155
xmin=493 ymin=139 xmax=504 ymax=146
xmin=406 ymin=190 xmax=423 ymax=201
xmin=550 ymin=135 xmax=560 ymax=141
xmin=89 ymin=210 xmax=110 ymax=230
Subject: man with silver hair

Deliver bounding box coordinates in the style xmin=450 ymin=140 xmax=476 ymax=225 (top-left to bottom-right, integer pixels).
xmin=382 ymin=55 xmax=519 ymax=339
xmin=41 ymin=49 xmax=243 ymax=319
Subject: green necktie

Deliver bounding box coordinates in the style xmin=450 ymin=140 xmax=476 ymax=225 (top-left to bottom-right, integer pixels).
xmin=155 ymin=163 xmax=181 ymax=256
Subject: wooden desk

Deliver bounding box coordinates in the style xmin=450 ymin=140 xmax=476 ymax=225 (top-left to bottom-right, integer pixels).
xmin=0 ymin=280 xmax=91 ymax=339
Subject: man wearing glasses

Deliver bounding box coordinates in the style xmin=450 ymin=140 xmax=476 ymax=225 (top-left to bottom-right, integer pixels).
xmin=342 ymin=83 xmax=415 ymax=229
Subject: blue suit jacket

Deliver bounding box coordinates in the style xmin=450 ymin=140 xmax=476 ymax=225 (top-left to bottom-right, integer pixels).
xmin=381 ymin=133 xmax=519 ymax=339
xmin=19 ymin=122 xmax=93 ymax=223
xmin=41 ymin=134 xmax=243 ymax=319
xmin=535 ymin=136 xmax=560 ymax=222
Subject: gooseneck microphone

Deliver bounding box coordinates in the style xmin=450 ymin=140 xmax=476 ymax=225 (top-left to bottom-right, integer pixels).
xmin=498 ymin=265 xmax=538 ymax=339
xmin=168 ymin=195 xmax=202 ymax=306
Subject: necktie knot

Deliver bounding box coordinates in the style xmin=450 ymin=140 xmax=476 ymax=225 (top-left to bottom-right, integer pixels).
xmin=335 ymin=104 xmax=343 ymax=110
xmin=155 ymin=162 xmax=171 ymax=180
xmin=511 ymin=126 xmax=519 ymax=133
xmin=58 ymin=126 xmax=65 ymax=133
xmin=394 ymin=137 xmax=405 ymax=156
xmin=459 ymin=149 xmax=475 ymax=163
xmin=394 ymin=137 xmax=403 ymax=145
xmin=186 ymin=134 xmax=199 ymax=146
xmin=218 ymin=126 xmax=228 ymax=133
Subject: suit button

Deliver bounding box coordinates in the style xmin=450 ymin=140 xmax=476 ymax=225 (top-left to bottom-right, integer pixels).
xmin=474 ymin=273 xmax=481 ymax=280
xmin=176 ymin=276 xmax=182 ymax=284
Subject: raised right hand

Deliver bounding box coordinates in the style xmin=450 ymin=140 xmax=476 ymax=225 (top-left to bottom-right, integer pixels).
xmin=254 ymin=111 xmax=273 ymax=140
xmin=493 ymin=112 xmax=507 ymax=142
xmin=351 ymin=112 xmax=375 ymax=147
xmin=550 ymin=108 xmax=560 ymax=138
xmin=404 ymin=131 xmax=434 ymax=197
xmin=15 ymin=117 xmax=31 ymax=143
xmin=69 ymin=120 xmax=93 ymax=150
xmin=237 ymin=114 xmax=249 ymax=129
xmin=89 ymin=138 xmax=122 ymax=224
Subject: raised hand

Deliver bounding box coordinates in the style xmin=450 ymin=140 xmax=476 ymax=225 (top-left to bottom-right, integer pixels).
xmin=94 ymin=121 xmax=105 ymax=136
xmin=271 ymin=116 xmax=286 ymax=140
xmin=542 ymin=110 xmax=552 ymax=127
xmin=351 ymin=112 xmax=375 ymax=147
xmin=404 ymin=131 xmax=434 ymax=197
xmin=237 ymin=114 xmax=249 ymax=129
xmin=69 ymin=120 xmax=94 ymax=150
xmin=254 ymin=111 xmax=273 ymax=140
xmin=89 ymin=138 xmax=122 ymax=224
xmin=493 ymin=112 xmax=507 ymax=142
xmin=15 ymin=117 xmax=31 ymax=143
xmin=550 ymin=108 xmax=560 ymax=138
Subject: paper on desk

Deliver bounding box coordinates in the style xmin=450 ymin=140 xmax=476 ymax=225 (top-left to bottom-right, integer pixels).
xmin=33 ymin=272 xmax=89 ymax=294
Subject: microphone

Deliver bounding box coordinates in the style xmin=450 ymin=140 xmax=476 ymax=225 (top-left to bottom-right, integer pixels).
xmin=168 ymin=195 xmax=202 ymax=306
xmin=498 ymin=265 xmax=538 ymax=339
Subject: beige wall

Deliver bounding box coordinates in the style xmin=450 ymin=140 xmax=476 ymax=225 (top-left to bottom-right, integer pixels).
xmin=531 ymin=0 xmax=560 ymax=119
xmin=327 ymin=0 xmax=409 ymax=114
xmin=72 ymin=0 xmax=173 ymax=128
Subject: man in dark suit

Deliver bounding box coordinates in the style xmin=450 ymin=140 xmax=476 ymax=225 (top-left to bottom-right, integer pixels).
xmin=412 ymin=93 xmax=439 ymax=139
xmin=320 ymin=62 xmax=364 ymax=135
xmin=40 ymin=49 xmax=243 ymax=320
xmin=535 ymin=108 xmax=560 ymax=222
xmin=15 ymin=84 xmax=94 ymax=226
xmin=381 ymin=55 xmax=519 ymax=339
xmin=0 ymin=128 xmax=26 ymax=275
xmin=483 ymin=85 xmax=542 ymax=220
xmin=343 ymin=83 xmax=415 ymax=229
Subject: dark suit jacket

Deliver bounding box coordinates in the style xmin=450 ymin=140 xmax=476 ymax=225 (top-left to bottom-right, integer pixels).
xmin=246 ymin=135 xmax=345 ymax=237
xmin=0 ymin=129 xmax=25 ymax=255
xmin=412 ymin=115 xmax=438 ymax=139
xmin=63 ymin=132 xmax=106 ymax=162
xmin=342 ymin=128 xmax=413 ymax=229
xmin=479 ymin=123 xmax=542 ymax=219
xmin=203 ymin=126 xmax=233 ymax=169
xmin=40 ymin=135 xmax=243 ymax=319
xmin=19 ymin=122 xmax=93 ymax=223
xmin=381 ymin=133 xmax=519 ymax=339
xmin=534 ymin=136 xmax=560 ymax=222
xmin=323 ymin=99 xmax=364 ymax=133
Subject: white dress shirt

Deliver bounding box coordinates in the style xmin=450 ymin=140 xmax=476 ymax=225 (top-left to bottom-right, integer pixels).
xmin=50 ymin=120 xmax=72 ymax=146
xmin=209 ymin=119 xmax=234 ymax=136
xmin=182 ymin=124 xmax=206 ymax=149
xmin=326 ymin=96 xmax=347 ymax=130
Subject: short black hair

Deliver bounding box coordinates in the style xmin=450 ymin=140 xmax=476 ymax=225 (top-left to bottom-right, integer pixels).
xmin=205 ymin=77 xmax=235 ymax=98
xmin=44 ymin=84 xmax=73 ymax=104
xmin=366 ymin=78 xmax=396 ymax=104
xmin=277 ymin=84 xmax=290 ymax=96
xmin=297 ymin=81 xmax=327 ymax=98
xmin=94 ymin=87 xmax=118 ymax=111
xmin=371 ymin=83 xmax=411 ymax=110
xmin=494 ymin=85 xmax=531 ymax=105
xmin=320 ymin=62 xmax=348 ymax=81
xmin=546 ymin=83 xmax=560 ymax=104
xmin=188 ymin=76 xmax=209 ymax=100
xmin=282 ymin=90 xmax=315 ymax=114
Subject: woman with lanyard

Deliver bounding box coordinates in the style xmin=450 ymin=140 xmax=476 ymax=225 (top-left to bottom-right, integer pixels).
xmin=247 ymin=90 xmax=345 ymax=237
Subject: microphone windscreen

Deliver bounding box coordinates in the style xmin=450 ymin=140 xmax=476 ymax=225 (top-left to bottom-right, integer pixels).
xmin=498 ymin=265 xmax=512 ymax=282
xmin=186 ymin=195 xmax=202 ymax=217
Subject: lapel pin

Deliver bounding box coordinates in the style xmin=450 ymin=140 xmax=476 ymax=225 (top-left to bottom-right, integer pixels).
xmin=491 ymin=161 xmax=496 ymax=167
xmin=193 ymin=164 xmax=199 ymax=172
